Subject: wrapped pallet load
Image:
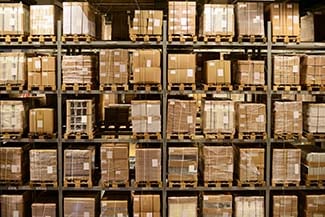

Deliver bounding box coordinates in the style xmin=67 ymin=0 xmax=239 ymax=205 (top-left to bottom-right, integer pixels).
xmin=202 ymin=195 xmax=232 ymax=217
xmin=234 ymin=60 xmax=265 ymax=87
xmin=203 ymin=59 xmax=231 ymax=85
xmin=273 ymin=195 xmax=298 ymax=217
xmin=32 ymin=203 xmax=56 ymax=217
xmin=134 ymin=194 xmax=160 ymax=217
xmin=130 ymin=10 xmax=163 ymax=38
xmin=301 ymin=55 xmax=325 ymax=86
xmin=1 ymin=193 xmax=31 ymax=217
xmin=168 ymin=54 xmax=196 ymax=85
xmin=29 ymin=108 xmax=54 ymax=135
xmin=235 ymin=196 xmax=264 ymax=217
xmin=301 ymin=149 xmax=325 ymax=182
xmin=135 ymin=148 xmax=161 ymax=184
xmin=0 ymin=3 xmax=29 ymax=36
xmin=0 ymin=100 xmax=26 ymax=134
xmin=305 ymin=195 xmax=325 ymax=217
xmin=101 ymin=200 xmax=128 ymax=217
xmin=304 ymin=103 xmax=325 ymax=135
xmin=168 ymin=196 xmax=197 ymax=217
xmin=273 ymin=55 xmax=300 ymax=86
xmin=0 ymin=52 xmax=26 ymax=87
xmin=64 ymin=197 xmax=98 ymax=217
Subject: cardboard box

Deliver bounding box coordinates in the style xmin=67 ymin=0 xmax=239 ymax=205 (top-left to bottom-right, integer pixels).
xmin=236 ymin=103 xmax=266 ymax=133
xmin=0 ymin=147 xmax=27 ymax=182
xmin=1 ymin=193 xmax=30 ymax=217
xmin=202 ymin=195 xmax=232 ymax=217
xmin=168 ymin=1 xmax=196 ymax=35
xmin=28 ymin=57 xmax=42 ymax=72
xmin=305 ymin=195 xmax=325 ymax=217
xmin=42 ymin=56 xmax=56 ymax=71
xmin=272 ymin=149 xmax=301 ymax=183
xmin=274 ymin=55 xmax=300 ymax=85
xmin=133 ymin=67 xmax=161 ymax=84
xmin=102 ymin=17 xmax=112 ymax=40
xmin=0 ymin=3 xmax=29 ymax=35
xmin=64 ymin=197 xmax=96 ymax=217
xmin=203 ymin=146 xmax=233 ymax=182
xmin=235 ymin=60 xmax=265 ymax=85
xmin=29 ymin=108 xmax=54 ymax=134
xmin=135 ymin=148 xmax=161 ymax=182
xmin=32 ymin=203 xmax=56 ymax=217
xmin=200 ymin=4 xmax=234 ymax=36
xmin=235 ymin=196 xmax=264 ymax=217
xmin=63 ymin=2 xmax=96 ymax=37
xmin=30 ymin=5 xmax=62 ymax=35
xmin=28 ymin=72 xmax=42 ymax=87
xmin=134 ymin=195 xmax=160 ymax=213
xmin=132 ymin=50 xmax=161 ymax=68
xmin=274 ymin=101 xmax=302 ymax=135
xmin=0 ymin=100 xmax=25 ymax=133
xmin=131 ymin=10 xmax=163 ymax=35
xmin=302 ymin=151 xmax=325 ymax=180
xmin=168 ymin=69 xmax=195 ymax=84
xmin=167 ymin=99 xmax=196 ymax=134
xmin=30 ymin=149 xmax=57 ymax=182
xmin=202 ymin=100 xmax=235 ymax=134
xmin=168 ymin=197 xmax=197 ymax=217
xmin=101 ymin=200 xmax=128 ymax=217
xmin=301 ymin=13 xmax=325 ymax=42
xmin=0 ymin=52 xmax=26 ymax=85
xmin=168 ymin=147 xmax=198 ymax=182
xmin=269 ymin=3 xmax=300 ymax=37
xmin=168 ymin=54 xmax=196 ymax=69
xmin=304 ymin=104 xmax=325 ymax=134
xmin=301 ymin=55 xmax=325 ymax=85
xmin=204 ymin=60 xmax=231 ymax=84
xmin=273 ymin=195 xmax=298 ymax=217
xmin=236 ymin=2 xmax=264 ymax=36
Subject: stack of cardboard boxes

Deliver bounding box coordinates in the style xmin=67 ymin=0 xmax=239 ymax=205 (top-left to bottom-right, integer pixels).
xmin=304 ymin=104 xmax=325 ymax=134
xmin=130 ymin=10 xmax=163 ymax=35
xmin=305 ymin=195 xmax=325 ymax=217
xmin=273 ymin=55 xmax=300 ymax=85
xmin=27 ymin=56 xmax=56 ymax=89
xmin=202 ymin=195 xmax=232 ymax=217
xmin=0 ymin=3 xmax=29 ymax=35
xmin=235 ymin=196 xmax=264 ymax=217
xmin=235 ymin=60 xmax=265 ymax=86
xmin=32 ymin=203 xmax=56 ymax=217
xmin=302 ymin=151 xmax=325 ymax=181
xmin=101 ymin=200 xmax=128 ymax=217
xmin=168 ymin=197 xmax=197 ymax=217
xmin=0 ymin=101 xmax=26 ymax=134
xmin=236 ymin=103 xmax=266 ymax=134
xmin=274 ymin=101 xmax=302 ymax=135
xmin=64 ymin=197 xmax=97 ymax=217
xmin=273 ymin=195 xmax=298 ymax=217
xmin=135 ymin=148 xmax=161 ymax=183
xmin=168 ymin=54 xmax=196 ymax=84
xmin=133 ymin=194 xmax=160 ymax=217
xmin=0 ymin=193 xmax=30 ymax=217
xmin=301 ymin=55 xmax=325 ymax=86
xmin=0 ymin=52 xmax=26 ymax=86
xmin=29 ymin=108 xmax=54 ymax=135
xmin=204 ymin=60 xmax=231 ymax=85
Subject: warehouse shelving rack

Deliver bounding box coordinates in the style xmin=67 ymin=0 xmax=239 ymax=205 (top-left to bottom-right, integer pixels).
xmin=1 ymin=20 xmax=325 ymax=217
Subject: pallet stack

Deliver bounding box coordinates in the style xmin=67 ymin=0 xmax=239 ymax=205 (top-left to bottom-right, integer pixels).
xmin=134 ymin=194 xmax=160 ymax=217
xmin=202 ymin=195 xmax=232 ymax=217
xmin=234 ymin=60 xmax=265 ymax=90
xmin=32 ymin=203 xmax=56 ymax=217
xmin=301 ymin=55 xmax=325 ymax=89
xmin=305 ymin=195 xmax=325 ymax=217
xmin=168 ymin=197 xmax=197 ymax=217
xmin=273 ymin=195 xmax=298 ymax=217
xmin=235 ymin=196 xmax=264 ymax=217
xmin=203 ymin=59 xmax=232 ymax=90
xmin=64 ymin=197 xmax=98 ymax=217
xmin=101 ymin=200 xmax=128 ymax=217
xmin=29 ymin=108 xmax=55 ymax=137
xmin=0 ymin=101 xmax=26 ymax=137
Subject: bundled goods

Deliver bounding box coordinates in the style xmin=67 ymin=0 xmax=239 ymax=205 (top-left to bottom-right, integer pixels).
xmin=272 ymin=148 xmax=301 ymax=183
xmin=201 ymin=100 xmax=235 ymax=134
xmin=302 ymin=150 xmax=325 ymax=181
xmin=32 ymin=203 xmax=56 ymax=217
xmin=29 ymin=149 xmax=57 ymax=182
xmin=30 ymin=5 xmax=62 ymax=35
xmin=200 ymin=4 xmax=234 ymax=37
xmin=304 ymin=103 xmax=325 ymax=134
xmin=64 ymin=197 xmax=97 ymax=217
xmin=235 ymin=196 xmax=264 ymax=217
xmin=100 ymin=143 xmax=129 ymax=184
xmin=167 ymin=99 xmax=196 ymax=134
xmin=0 ymin=3 xmax=29 ymax=35
xmin=301 ymin=13 xmax=325 ymax=42
xmin=301 ymin=55 xmax=325 ymax=86
xmin=202 ymin=195 xmax=232 ymax=217
xmin=234 ymin=60 xmax=265 ymax=85
xmin=100 ymin=49 xmax=129 ymax=85
xmin=273 ymin=195 xmax=298 ymax=217
xmin=273 ymin=55 xmax=300 ymax=85
xmin=168 ymin=1 xmax=196 ymax=36
xmin=66 ymin=99 xmax=95 ymax=135
xmin=134 ymin=194 xmax=160 ymax=217
xmin=203 ymin=60 xmax=231 ymax=84
xmin=0 ymin=193 xmax=30 ymax=217
xmin=29 ymin=108 xmax=54 ymax=134
xmin=274 ymin=101 xmax=302 ymax=135
xmin=132 ymin=49 xmax=161 ymax=84
xmin=235 ymin=2 xmax=264 ymax=36
xmin=62 ymin=55 xmax=95 ymax=85
xmin=135 ymin=148 xmax=161 ymax=182
xmin=0 ymin=100 xmax=26 ymax=133
xmin=130 ymin=10 xmax=163 ymax=35
xmin=236 ymin=103 xmax=266 ymax=133
xmin=168 ymin=54 xmax=196 ymax=84
xmin=235 ymin=147 xmax=265 ymax=183
xmin=0 ymin=52 xmax=26 ymax=85
xmin=101 ymin=200 xmax=128 ymax=217
xmin=203 ymin=146 xmax=233 ymax=182
xmin=63 ymin=2 xmax=96 ymax=37
xmin=131 ymin=100 xmax=161 ymax=133
xmin=305 ymin=195 xmax=325 ymax=217
xmin=168 ymin=197 xmax=197 ymax=217
xmin=168 ymin=147 xmax=198 ymax=182
xmin=27 ymin=56 xmax=56 ymax=89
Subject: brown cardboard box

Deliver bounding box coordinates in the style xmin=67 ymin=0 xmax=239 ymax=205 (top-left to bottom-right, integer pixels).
xmin=305 ymin=195 xmax=325 ymax=217
xmin=269 ymin=3 xmax=300 ymax=37
xmin=168 ymin=1 xmax=196 ymax=36
xmin=200 ymin=4 xmax=234 ymax=36
xmin=301 ymin=13 xmax=325 ymax=42
xmin=32 ymin=203 xmax=56 ymax=217
xmin=304 ymin=104 xmax=325 ymax=134
xmin=301 ymin=55 xmax=325 ymax=85
xmin=64 ymin=197 xmax=96 ymax=217
xmin=272 ymin=149 xmax=301 ymax=183
xmin=42 ymin=71 xmax=56 ymax=87
xmin=28 ymin=56 xmax=56 ymax=88
xmin=133 ymin=194 xmax=160 ymax=213
xmin=168 ymin=147 xmax=198 ymax=182
xmin=132 ymin=50 xmax=161 ymax=68
xmin=168 ymin=69 xmax=195 ymax=84
xmin=202 ymin=195 xmax=232 ymax=217
xmin=42 ymin=56 xmax=56 ymax=72
xmin=133 ymin=67 xmax=161 ymax=84
xmin=274 ymin=101 xmax=302 ymax=135
xmin=131 ymin=10 xmax=163 ymax=35
xmin=235 ymin=60 xmax=265 ymax=85
xmin=135 ymin=148 xmax=161 ymax=182
xmin=168 ymin=54 xmax=196 ymax=69
xmin=28 ymin=72 xmax=42 ymax=87
xmin=302 ymin=151 xmax=325 ymax=180
xmin=1 ymin=193 xmax=30 ymax=217
xmin=0 ymin=147 xmax=27 ymax=182
xmin=0 ymin=3 xmax=29 ymax=35
xmin=236 ymin=2 xmax=264 ymax=36
xmin=235 ymin=196 xmax=264 ymax=217
xmin=28 ymin=57 xmax=42 ymax=72
xmin=30 ymin=5 xmax=62 ymax=35
xmin=0 ymin=52 xmax=26 ymax=85
xmin=168 ymin=197 xmax=197 ymax=217
xmin=101 ymin=200 xmax=128 ymax=217
xmin=274 ymin=55 xmax=300 ymax=85
xmin=0 ymin=100 xmax=25 ymax=133
xmin=167 ymin=99 xmax=196 ymax=134
xmin=204 ymin=60 xmax=231 ymax=84
xmin=203 ymin=146 xmax=233 ymax=182
xmin=273 ymin=195 xmax=298 ymax=217
xmin=236 ymin=103 xmax=266 ymax=133
xmin=30 ymin=149 xmax=57 ymax=182
xmin=29 ymin=108 xmax=54 ymax=134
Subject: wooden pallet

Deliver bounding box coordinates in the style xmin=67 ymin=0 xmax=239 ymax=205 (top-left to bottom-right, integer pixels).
xmin=238 ymin=35 xmax=266 ymax=43
xmin=203 ymin=84 xmax=232 ymax=91
xmin=133 ymin=132 xmax=161 ymax=140
xmin=64 ymin=132 xmax=94 ymax=140
xmin=28 ymin=35 xmax=56 ymax=43
xmin=0 ymin=83 xmax=24 ymax=91
xmin=0 ymin=35 xmax=25 ymax=43
xmin=134 ymin=181 xmax=162 ymax=188
xmin=62 ymin=83 xmax=92 ymax=91
xmin=304 ymin=132 xmax=325 ymax=140
xmin=101 ymin=181 xmax=129 ymax=188
xmin=272 ymin=35 xmax=300 ymax=44
xmin=133 ymin=84 xmax=162 ymax=92
xmin=237 ymin=85 xmax=266 ymax=91
xmin=204 ymin=181 xmax=232 ymax=187
xmin=168 ymin=34 xmax=197 ymax=42
xmin=274 ymin=133 xmax=302 ymax=140
xmin=64 ymin=179 xmax=92 ymax=188
xmin=168 ymin=181 xmax=197 ymax=188
xmin=204 ymin=133 xmax=234 ymax=140
xmin=28 ymin=85 xmax=56 ymax=91
xmin=273 ymin=85 xmax=301 ymax=91
xmin=167 ymin=133 xmax=195 ymax=140
xmin=304 ymin=84 xmax=325 ymax=92
xmin=304 ymin=179 xmax=325 ymax=187
xmin=99 ymin=84 xmax=128 ymax=91
xmin=168 ymin=83 xmax=196 ymax=91
xmin=237 ymin=180 xmax=265 ymax=187
xmin=238 ymin=132 xmax=267 ymax=140
xmin=0 ymin=180 xmax=24 ymax=186
xmin=30 ymin=180 xmax=58 ymax=188
xmin=28 ymin=133 xmax=56 ymax=139
xmin=0 ymin=133 xmax=22 ymax=140
xmin=200 ymin=35 xmax=233 ymax=43
xmin=272 ymin=181 xmax=300 ymax=187
xmin=130 ymin=34 xmax=162 ymax=42
xmin=62 ymin=34 xmax=95 ymax=43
